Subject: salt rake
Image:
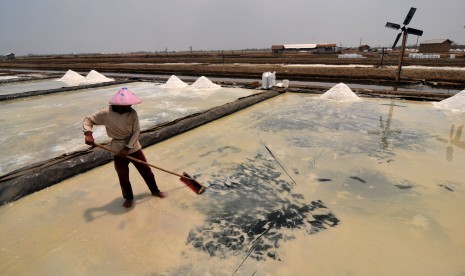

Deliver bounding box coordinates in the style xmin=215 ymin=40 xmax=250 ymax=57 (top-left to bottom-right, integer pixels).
xmin=94 ymin=143 xmax=206 ymax=195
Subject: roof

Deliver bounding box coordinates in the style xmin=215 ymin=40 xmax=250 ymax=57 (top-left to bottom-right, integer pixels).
xmin=420 ymin=39 xmax=452 ymax=45
xmin=272 ymin=44 xmax=337 ymax=50
xmin=316 ymin=43 xmax=337 ymax=48
xmin=271 ymin=45 xmax=284 ymax=50
xmin=283 ymin=44 xmax=317 ymax=49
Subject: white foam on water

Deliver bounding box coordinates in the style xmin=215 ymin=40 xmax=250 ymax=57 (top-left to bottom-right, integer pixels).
xmin=433 ymin=90 xmax=465 ymax=112
xmin=320 ymin=82 xmax=361 ymax=102
xmin=190 ymin=76 xmax=221 ymax=89
xmin=58 ymin=70 xmax=85 ymax=84
xmin=80 ymin=70 xmax=114 ymax=84
xmin=164 ymin=75 xmax=188 ymax=88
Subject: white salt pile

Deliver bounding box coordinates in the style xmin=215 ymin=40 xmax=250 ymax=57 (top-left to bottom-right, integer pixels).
xmin=58 ymin=70 xmax=85 ymax=84
xmin=433 ymin=90 xmax=465 ymax=112
xmin=81 ymin=70 xmax=114 ymax=84
xmin=320 ymin=82 xmax=361 ymax=101
xmin=0 ymin=76 xmax=19 ymax=80
xmin=164 ymin=75 xmax=188 ymax=88
xmin=191 ymin=76 xmax=221 ymax=89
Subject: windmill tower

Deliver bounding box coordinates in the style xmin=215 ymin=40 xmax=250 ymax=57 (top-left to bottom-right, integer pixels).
xmin=385 ymin=7 xmax=424 ymax=90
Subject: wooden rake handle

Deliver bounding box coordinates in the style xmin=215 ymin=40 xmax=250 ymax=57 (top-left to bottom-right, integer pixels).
xmin=93 ymin=143 xmax=194 ymax=181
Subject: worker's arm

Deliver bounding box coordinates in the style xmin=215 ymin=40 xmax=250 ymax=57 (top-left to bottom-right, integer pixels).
xmin=82 ymin=108 xmax=107 ymax=145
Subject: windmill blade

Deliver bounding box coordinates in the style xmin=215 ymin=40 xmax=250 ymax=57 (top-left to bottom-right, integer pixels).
xmin=403 ymin=7 xmax=417 ymax=25
xmin=392 ymin=32 xmax=402 ymax=48
xmin=453 ymin=141 xmax=465 ymax=149
xmin=406 ymin=27 xmax=423 ymax=36
xmin=446 ymin=145 xmax=453 ymax=161
xmin=385 ymin=22 xmax=401 ymax=30
xmin=454 ymin=124 xmax=463 ymax=141
xmin=450 ymin=124 xmax=455 ymax=139
xmin=436 ymin=137 xmax=448 ymax=144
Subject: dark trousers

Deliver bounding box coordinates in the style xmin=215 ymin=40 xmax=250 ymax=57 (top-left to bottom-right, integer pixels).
xmin=113 ymin=150 xmax=160 ymax=200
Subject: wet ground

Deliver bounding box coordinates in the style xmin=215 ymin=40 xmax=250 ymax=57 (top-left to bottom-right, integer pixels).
xmin=1 ymin=93 xmax=464 ymax=275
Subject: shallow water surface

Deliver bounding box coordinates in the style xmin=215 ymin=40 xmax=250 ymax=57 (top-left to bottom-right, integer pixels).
xmin=1 ymin=93 xmax=465 ymax=275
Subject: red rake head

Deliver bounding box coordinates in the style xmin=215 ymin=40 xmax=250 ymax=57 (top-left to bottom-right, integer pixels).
xmin=180 ymin=172 xmax=206 ymax=195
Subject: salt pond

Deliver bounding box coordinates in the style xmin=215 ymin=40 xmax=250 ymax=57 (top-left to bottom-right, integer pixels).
xmin=0 ymin=82 xmax=257 ymax=175
xmin=1 ymin=93 xmax=464 ymax=275
xmin=0 ymin=70 xmax=114 ymax=96
xmin=0 ymin=79 xmax=74 ymax=96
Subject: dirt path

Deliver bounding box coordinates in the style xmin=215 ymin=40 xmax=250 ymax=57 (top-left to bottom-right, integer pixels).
xmin=1 ymin=51 xmax=464 ymax=88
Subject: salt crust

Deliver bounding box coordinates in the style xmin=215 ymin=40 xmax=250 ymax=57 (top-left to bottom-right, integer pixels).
xmin=0 ymin=76 xmax=19 ymax=80
xmin=433 ymin=90 xmax=465 ymax=112
xmin=320 ymin=82 xmax=361 ymax=101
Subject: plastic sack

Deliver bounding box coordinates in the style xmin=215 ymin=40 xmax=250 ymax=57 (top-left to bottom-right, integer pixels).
xmin=261 ymin=72 xmax=276 ymax=89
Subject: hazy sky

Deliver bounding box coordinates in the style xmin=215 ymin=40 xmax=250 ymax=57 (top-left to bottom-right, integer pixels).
xmin=1 ymin=0 xmax=464 ymax=55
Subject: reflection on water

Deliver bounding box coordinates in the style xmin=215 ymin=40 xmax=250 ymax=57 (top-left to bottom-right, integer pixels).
xmin=368 ymin=101 xmax=403 ymax=150
xmin=437 ymin=124 xmax=465 ymax=161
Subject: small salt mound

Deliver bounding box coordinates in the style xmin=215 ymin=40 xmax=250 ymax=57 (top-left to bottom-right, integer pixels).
xmin=165 ymin=75 xmax=188 ymax=88
xmin=58 ymin=70 xmax=85 ymax=83
xmin=81 ymin=70 xmax=114 ymax=84
xmin=191 ymin=76 xmax=221 ymax=89
xmin=433 ymin=90 xmax=465 ymax=112
xmin=320 ymin=83 xmax=361 ymax=101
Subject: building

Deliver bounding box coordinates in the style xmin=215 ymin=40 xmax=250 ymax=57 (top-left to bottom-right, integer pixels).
xmin=358 ymin=45 xmax=370 ymax=52
xmin=315 ymin=44 xmax=338 ymax=54
xmin=271 ymin=45 xmax=285 ymax=54
xmin=418 ymin=39 xmax=452 ymax=53
xmin=6 ymin=53 xmax=15 ymax=59
xmin=271 ymin=44 xmax=338 ymax=54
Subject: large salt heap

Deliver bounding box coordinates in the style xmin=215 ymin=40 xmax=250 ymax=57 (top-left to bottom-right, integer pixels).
xmin=433 ymin=90 xmax=465 ymax=112
xmin=320 ymin=82 xmax=361 ymax=102
xmin=81 ymin=70 xmax=114 ymax=84
xmin=164 ymin=75 xmax=188 ymax=88
xmin=58 ymin=70 xmax=85 ymax=84
xmin=191 ymin=76 xmax=221 ymax=89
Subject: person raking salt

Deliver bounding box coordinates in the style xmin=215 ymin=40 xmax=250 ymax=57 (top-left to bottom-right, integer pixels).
xmin=83 ymin=87 xmax=166 ymax=208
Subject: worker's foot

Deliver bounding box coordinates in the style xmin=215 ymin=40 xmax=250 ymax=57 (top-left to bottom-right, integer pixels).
xmin=123 ymin=199 xmax=133 ymax=208
xmin=152 ymin=191 xmax=166 ymax=198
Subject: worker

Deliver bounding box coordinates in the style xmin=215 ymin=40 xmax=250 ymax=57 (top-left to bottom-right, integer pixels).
xmin=83 ymin=87 xmax=166 ymax=208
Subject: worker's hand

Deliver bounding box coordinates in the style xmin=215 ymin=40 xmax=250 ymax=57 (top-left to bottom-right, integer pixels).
xmin=117 ymin=147 xmax=130 ymax=158
xmin=84 ymin=131 xmax=94 ymax=146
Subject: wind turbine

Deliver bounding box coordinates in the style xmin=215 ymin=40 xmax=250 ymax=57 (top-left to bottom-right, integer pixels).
xmin=385 ymin=7 xmax=424 ymax=90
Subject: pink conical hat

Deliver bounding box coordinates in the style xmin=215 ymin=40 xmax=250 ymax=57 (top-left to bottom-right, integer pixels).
xmin=109 ymin=87 xmax=142 ymax=105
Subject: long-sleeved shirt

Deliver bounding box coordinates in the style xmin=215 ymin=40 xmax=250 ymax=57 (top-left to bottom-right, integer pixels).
xmin=83 ymin=107 xmax=142 ymax=155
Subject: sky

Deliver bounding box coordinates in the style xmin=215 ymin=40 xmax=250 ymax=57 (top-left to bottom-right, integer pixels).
xmin=1 ymin=0 xmax=464 ymax=55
